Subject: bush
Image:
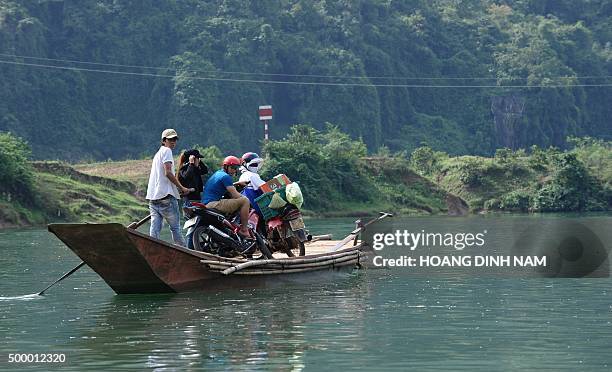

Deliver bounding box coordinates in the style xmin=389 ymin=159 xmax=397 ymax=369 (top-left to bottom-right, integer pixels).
xmin=484 ymin=198 xmax=501 ymax=210
xmin=532 ymin=153 xmax=607 ymax=212
xmin=494 ymin=148 xmax=512 ymax=164
xmin=0 ymin=132 xmax=35 ymax=203
xmin=499 ymin=190 xmax=531 ymax=211
xmin=568 ymin=136 xmax=611 ymax=187
xmin=262 ymin=124 xmax=372 ymax=210
xmin=457 ymin=158 xmax=486 ymax=188
xmin=410 ymin=146 xmax=436 ymax=176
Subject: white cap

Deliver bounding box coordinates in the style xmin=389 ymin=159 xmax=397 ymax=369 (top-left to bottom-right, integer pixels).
xmin=161 ymin=128 xmax=178 ymax=140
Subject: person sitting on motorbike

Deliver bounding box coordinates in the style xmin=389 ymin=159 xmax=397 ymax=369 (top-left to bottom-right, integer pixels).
xmin=202 ymin=156 xmax=251 ymax=237
xmin=238 ymin=152 xmax=266 ymax=216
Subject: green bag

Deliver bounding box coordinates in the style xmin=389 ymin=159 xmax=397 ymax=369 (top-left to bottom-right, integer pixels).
xmin=285 ymin=182 xmax=303 ymax=209
xmin=268 ymin=191 xmax=287 ymax=209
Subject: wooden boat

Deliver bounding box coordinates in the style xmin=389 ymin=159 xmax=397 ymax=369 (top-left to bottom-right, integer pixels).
xmin=47 ymin=220 xmax=376 ymax=294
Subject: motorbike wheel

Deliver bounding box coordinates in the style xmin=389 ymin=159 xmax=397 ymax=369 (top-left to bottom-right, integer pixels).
xmin=286 ymin=236 xmax=305 ymax=256
xmin=255 ymin=233 xmax=274 ymax=259
xmin=192 ymin=226 xmax=210 ymax=252
xmin=283 ymin=244 xmax=295 ymax=257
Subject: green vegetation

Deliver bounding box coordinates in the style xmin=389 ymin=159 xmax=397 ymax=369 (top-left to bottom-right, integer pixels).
xmin=262 ymin=125 xmax=451 ymax=215
xmin=0 ymin=132 xmax=147 ymax=227
xmin=34 ymin=172 xmax=146 ymax=224
xmin=411 ymin=139 xmax=612 ymax=212
xmin=0 ymin=127 xmax=609 ymax=228
xmin=0 ymin=1 xmax=610 ymax=161
xmin=0 ymin=132 xmax=35 ymax=201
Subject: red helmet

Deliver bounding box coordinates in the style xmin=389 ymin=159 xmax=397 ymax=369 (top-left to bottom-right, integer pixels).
xmin=222 ymin=155 xmax=241 ymax=167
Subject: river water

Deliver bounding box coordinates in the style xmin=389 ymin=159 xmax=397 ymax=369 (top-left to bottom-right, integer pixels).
xmin=1 ymin=216 xmax=611 ymax=370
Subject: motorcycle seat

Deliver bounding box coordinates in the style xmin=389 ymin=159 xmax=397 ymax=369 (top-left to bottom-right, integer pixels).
xmin=203 ymin=208 xmax=226 ymax=219
xmin=188 ymin=202 xmax=226 ymax=219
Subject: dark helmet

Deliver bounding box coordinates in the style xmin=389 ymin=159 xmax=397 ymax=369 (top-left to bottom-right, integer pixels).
xmin=222 ymin=155 xmax=241 ymax=167
xmin=241 ymin=152 xmax=260 ymax=164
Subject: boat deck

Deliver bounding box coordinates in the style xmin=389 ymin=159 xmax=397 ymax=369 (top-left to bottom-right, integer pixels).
xmin=272 ymin=239 xmax=361 ymax=258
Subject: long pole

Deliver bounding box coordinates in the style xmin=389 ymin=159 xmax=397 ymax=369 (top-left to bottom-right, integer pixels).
xmin=264 ymin=119 xmax=269 ymax=142
xmin=38 ymin=262 xmax=86 ymax=295
xmin=38 ymin=214 xmax=151 ymax=295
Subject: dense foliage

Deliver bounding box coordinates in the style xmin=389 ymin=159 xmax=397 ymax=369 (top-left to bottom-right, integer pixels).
xmin=412 ymin=138 xmax=612 ymax=212
xmin=0 ymin=131 xmax=35 ymax=203
xmin=0 ymin=0 xmax=610 ymax=161
xmin=262 ymin=124 xmax=372 ymax=209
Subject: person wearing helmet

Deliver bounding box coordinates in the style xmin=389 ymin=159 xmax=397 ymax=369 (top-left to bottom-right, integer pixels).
xmin=238 ymin=152 xmax=266 ymax=216
xmin=202 ymin=155 xmax=251 ymax=237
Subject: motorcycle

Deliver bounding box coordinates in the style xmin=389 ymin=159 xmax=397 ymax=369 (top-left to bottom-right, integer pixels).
xmin=183 ymin=202 xmax=273 ymax=259
xmin=266 ymin=203 xmax=308 ymax=257
xmin=238 ymin=179 xmax=308 ymax=257
xmin=246 ymin=202 xmax=308 ymax=257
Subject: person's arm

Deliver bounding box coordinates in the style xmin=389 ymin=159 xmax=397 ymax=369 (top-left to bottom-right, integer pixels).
xmin=251 ymin=174 xmax=266 ymax=190
xmin=182 ymin=163 xmax=197 ymax=181
xmin=164 ymin=162 xmax=191 ymax=195
xmin=225 ymin=185 xmax=244 ymax=199
xmin=234 ymin=180 xmax=250 ymax=187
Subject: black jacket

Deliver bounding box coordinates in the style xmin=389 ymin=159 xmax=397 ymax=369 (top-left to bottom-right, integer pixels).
xmin=178 ymin=162 xmax=208 ymax=201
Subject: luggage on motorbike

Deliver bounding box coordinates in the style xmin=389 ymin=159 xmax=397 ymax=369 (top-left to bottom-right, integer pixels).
xmin=268 ymin=192 xmax=287 ymax=209
xmin=260 ymin=174 xmax=291 ymax=193
xmin=285 ymin=182 xmax=303 ymax=209
xmin=255 ymin=186 xmax=287 ymax=220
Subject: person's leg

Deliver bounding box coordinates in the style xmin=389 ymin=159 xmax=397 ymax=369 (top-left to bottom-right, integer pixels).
xmin=185 ymin=229 xmax=195 ymax=250
xmin=210 ymin=198 xmax=251 ymax=237
xmin=149 ymin=202 xmax=163 ymax=239
xmin=238 ymin=197 xmax=250 ymax=235
xmin=159 ymin=198 xmax=186 ymax=246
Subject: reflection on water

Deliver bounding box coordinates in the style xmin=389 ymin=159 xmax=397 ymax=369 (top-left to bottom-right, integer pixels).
xmin=1 ymin=217 xmax=612 ymax=370
xmin=66 ymin=273 xmax=371 ymax=370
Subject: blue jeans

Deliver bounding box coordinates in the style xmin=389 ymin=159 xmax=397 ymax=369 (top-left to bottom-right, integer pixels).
xmin=182 ymin=198 xmax=195 ymax=250
xmin=149 ymin=197 xmax=186 ymax=246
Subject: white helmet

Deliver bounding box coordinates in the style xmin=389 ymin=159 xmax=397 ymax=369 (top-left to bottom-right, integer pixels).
xmin=242 ymin=152 xmax=264 ymax=173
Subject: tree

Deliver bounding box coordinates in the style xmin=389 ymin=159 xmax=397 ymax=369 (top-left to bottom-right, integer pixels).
xmin=0 ymin=132 xmax=35 ymax=203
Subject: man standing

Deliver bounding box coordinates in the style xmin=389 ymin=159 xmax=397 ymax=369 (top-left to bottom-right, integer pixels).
xmin=146 ymin=129 xmax=191 ymax=246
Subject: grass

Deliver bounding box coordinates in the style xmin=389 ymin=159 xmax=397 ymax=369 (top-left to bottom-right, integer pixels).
xmin=34 ymin=171 xmax=148 ymax=225
xmin=433 ymin=155 xmax=540 ymax=210
xmin=0 ymin=200 xmax=45 ymax=228
xmin=74 ymin=159 xmax=152 ymax=195
xmin=0 ymin=162 xmax=149 ymax=227
xmin=364 ymin=157 xmax=452 ymax=215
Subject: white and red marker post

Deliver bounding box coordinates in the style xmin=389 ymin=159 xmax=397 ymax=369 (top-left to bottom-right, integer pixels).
xmin=258 ymin=105 xmax=272 ymax=142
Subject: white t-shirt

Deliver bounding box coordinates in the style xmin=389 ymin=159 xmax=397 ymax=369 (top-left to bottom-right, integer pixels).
xmin=239 ymin=169 xmax=266 ymax=190
xmin=146 ymin=146 xmax=179 ymax=200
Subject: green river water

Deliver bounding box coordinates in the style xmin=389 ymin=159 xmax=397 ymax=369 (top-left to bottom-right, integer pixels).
xmin=1 ymin=216 xmax=611 ymax=371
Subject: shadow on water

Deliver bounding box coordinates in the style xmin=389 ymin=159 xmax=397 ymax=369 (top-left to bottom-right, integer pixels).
xmin=67 ymin=272 xmax=372 ymax=370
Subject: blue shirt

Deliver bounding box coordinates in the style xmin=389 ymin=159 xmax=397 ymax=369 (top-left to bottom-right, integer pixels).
xmin=202 ymin=170 xmax=234 ymax=204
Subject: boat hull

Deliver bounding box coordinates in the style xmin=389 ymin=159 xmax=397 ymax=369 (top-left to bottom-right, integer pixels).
xmin=48 ymin=223 xmax=363 ymax=294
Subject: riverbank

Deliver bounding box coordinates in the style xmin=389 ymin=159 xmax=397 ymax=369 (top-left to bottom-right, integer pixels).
xmin=0 ymin=157 xmax=460 ymax=228
xmin=0 ymin=161 xmax=148 ymax=228
xmin=0 ymin=136 xmax=609 ymax=229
